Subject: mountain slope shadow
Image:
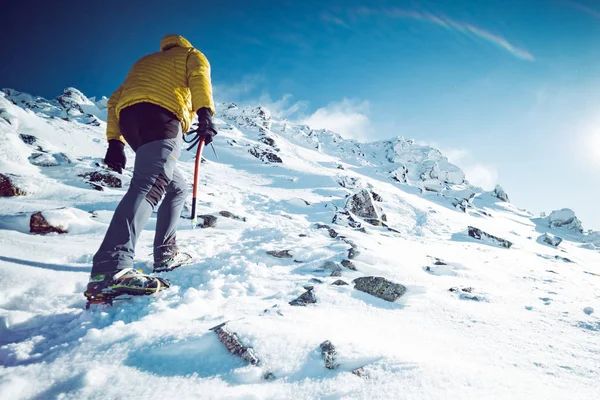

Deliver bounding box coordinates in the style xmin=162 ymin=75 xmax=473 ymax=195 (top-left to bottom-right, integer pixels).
xmin=0 ymin=255 xmax=90 ymax=273
xmin=124 ymin=333 xmax=246 ymax=378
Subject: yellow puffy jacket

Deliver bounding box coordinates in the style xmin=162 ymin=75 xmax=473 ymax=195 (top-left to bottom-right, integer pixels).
xmin=106 ymin=34 xmax=215 ymax=144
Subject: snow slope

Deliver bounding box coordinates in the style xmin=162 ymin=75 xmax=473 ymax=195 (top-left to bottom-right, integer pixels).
xmin=0 ymin=88 xmax=599 ymax=400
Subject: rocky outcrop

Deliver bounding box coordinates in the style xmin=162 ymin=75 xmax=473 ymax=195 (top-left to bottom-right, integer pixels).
xmin=468 ymin=226 xmax=513 ymax=249
xmin=79 ymin=171 xmax=122 ymax=189
xmin=0 ymin=174 xmax=25 ymax=197
xmin=341 ymin=259 xmax=357 ymax=271
xmin=342 ymin=189 xmax=387 ymax=226
xmin=331 ymin=280 xmax=349 ymax=286
xmin=249 ymin=146 xmax=283 ymax=163
xmin=319 ymin=340 xmax=338 ymax=370
xmin=197 ymin=215 xmax=217 ymax=228
xmin=353 ymin=276 xmax=406 ymax=302
xmin=30 ymin=212 xmax=67 ymax=234
xmin=209 ymin=322 xmax=259 ymax=365
xmin=546 ymin=209 xmax=584 ymax=233
xmin=267 ymin=250 xmax=292 ymax=258
xmin=219 ymin=211 xmax=247 ymax=222
xmin=289 ymin=286 xmax=317 ymax=306
xmin=541 ymin=233 xmax=563 ymax=247
xmin=492 ymin=185 xmax=509 ymax=202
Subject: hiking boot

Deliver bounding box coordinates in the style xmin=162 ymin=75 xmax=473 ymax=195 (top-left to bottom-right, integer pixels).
xmin=153 ymin=252 xmax=192 ymax=273
xmin=84 ymin=268 xmax=171 ymax=307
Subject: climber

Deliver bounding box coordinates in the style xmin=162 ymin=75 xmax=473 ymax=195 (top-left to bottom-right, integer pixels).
xmin=84 ymin=34 xmax=217 ymax=306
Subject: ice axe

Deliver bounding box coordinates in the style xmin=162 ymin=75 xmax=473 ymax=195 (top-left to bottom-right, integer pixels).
xmin=190 ymin=137 xmax=206 ymax=228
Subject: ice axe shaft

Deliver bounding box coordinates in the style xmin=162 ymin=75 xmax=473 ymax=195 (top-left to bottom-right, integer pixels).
xmin=190 ymin=138 xmax=206 ymax=228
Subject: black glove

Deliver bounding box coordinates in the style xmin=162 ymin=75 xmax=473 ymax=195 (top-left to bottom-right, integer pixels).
xmin=196 ymin=107 xmax=217 ymax=145
xmin=104 ymin=140 xmax=126 ymax=173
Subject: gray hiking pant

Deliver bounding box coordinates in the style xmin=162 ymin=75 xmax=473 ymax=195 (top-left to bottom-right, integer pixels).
xmin=91 ymin=137 xmax=187 ymax=275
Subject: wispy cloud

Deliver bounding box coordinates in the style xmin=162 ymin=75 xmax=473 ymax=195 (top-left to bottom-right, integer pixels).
xmin=302 ymin=99 xmax=371 ymax=141
xmin=436 ymin=145 xmax=498 ymax=189
xmin=563 ymin=0 xmax=600 ymax=19
xmin=213 ymin=74 xmax=265 ymax=102
xmin=322 ymin=7 xmax=534 ymax=61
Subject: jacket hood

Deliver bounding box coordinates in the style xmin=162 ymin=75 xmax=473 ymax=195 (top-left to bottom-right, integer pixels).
xmin=160 ymin=35 xmax=193 ymax=51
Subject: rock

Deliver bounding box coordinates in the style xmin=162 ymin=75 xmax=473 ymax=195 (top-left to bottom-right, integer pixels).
xmin=197 ymin=215 xmax=217 ymax=228
xmin=219 ymin=211 xmax=247 ymax=222
xmin=19 ymin=133 xmax=37 ymax=145
xmin=319 ymin=340 xmax=338 ymax=370
xmin=345 ymin=189 xmax=384 ymax=222
xmin=583 ymin=307 xmax=594 ymax=315
xmin=331 ymin=280 xmax=349 ymax=286
xmin=348 ymin=247 xmax=360 ymax=259
xmin=30 ymin=212 xmax=67 ymax=234
xmin=310 ymin=278 xmax=324 ymax=284
xmin=209 ymin=322 xmax=259 ymax=365
xmin=371 ymin=191 xmax=383 ymax=202
xmin=341 ymin=259 xmax=357 ymax=271
xmin=541 ymin=233 xmax=563 ymax=247
xmin=79 ymin=171 xmax=122 ymax=188
xmin=29 ymin=152 xmax=58 ymax=167
xmin=352 ymin=367 xmax=367 ymax=378
xmin=332 ymin=210 xmax=362 ymax=228
xmin=468 ymin=226 xmax=513 ymax=249
xmin=249 ymin=146 xmax=282 ymax=163
xmin=353 ymin=276 xmax=406 ymax=302
xmin=289 ymin=288 xmax=317 ymax=306
xmin=0 ymin=173 xmax=25 ymax=197
xmin=492 ymin=185 xmax=509 ymax=202
xmin=267 ymin=250 xmax=292 ymax=258
xmin=315 ymin=223 xmax=338 ymax=238
xmin=546 ymin=209 xmax=584 ymax=233
xmin=434 ymin=260 xmax=447 ymax=266
xmin=263 ymin=372 xmax=276 ymax=380
xmin=320 ymin=261 xmax=342 ymax=272
xmin=449 ymin=287 xmax=473 ymax=293
xmin=555 ymin=256 xmax=573 ymax=263
xmin=330 ymin=270 xmax=342 ymax=277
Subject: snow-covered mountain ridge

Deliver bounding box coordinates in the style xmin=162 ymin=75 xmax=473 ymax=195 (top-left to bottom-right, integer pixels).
xmin=0 ymin=88 xmax=599 ymax=399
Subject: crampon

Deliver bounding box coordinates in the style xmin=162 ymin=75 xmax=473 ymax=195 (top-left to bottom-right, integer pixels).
xmin=84 ymin=268 xmax=171 ymax=309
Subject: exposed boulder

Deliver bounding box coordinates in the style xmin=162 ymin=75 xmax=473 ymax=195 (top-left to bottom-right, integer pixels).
xmin=219 ymin=211 xmax=247 ymax=222
xmin=546 ymin=209 xmax=584 ymax=233
xmin=341 ymin=259 xmax=357 ymax=271
xmin=0 ymin=173 xmax=25 ymax=197
xmin=289 ymin=287 xmax=317 ymax=306
xmin=19 ymin=133 xmax=37 ymax=145
xmin=492 ymin=185 xmax=509 ymax=202
xmin=331 ymin=280 xmax=349 ymax=286
xmin=344 ymin=189 xmax=387 ymax=226
xmin=319 ymin=261 xmax=342 ymax=273
xmin=249 ymin=146 xmax=282 ymax=163
xmin=197 ymin=215 xmax=217 ymax=228
xmin=353 ymin=276 xmax=406 ymax=302
xmin=30 ymin=211 xmax=67 ymax=234
xmin=209 ymin=322 xmax=259 ymax=365
xmin=79 ymin=171 xmax=122 ymax=189
xmin=319 ymin=340 xmax=339 ymax=370
xmin=541 ymin=233 xmax=563 ymax=247
xmin=315 ymin=223 xmax=338 ymax=238
xmin=267 ymin=250 xmax=292 ymax=258
xmin=468 ymin=226 xmax=513 ymax=249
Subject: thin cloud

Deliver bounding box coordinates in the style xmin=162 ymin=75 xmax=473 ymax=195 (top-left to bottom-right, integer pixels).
xmin=213 ymin=74 xmax=265 ymax=102
xmin=563 ymin=1 xmax=600 ymax=18
xmin=435 ymin=145 xmax=498 ymax=190
xmin=323 ymin=7 xmax=534 ymax=61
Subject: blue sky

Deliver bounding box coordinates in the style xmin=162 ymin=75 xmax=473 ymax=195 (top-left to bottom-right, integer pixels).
xmin=2 ymin=0 xmax=600 ymax=228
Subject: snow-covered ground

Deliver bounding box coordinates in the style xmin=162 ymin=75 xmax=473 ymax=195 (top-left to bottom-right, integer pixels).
xmin=0 ymin=88 xmax=599 ymax=400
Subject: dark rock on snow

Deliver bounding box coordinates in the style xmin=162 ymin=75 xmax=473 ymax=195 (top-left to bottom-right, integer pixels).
xmin=541 ymin=233 xmax=563 ymax=247
xmin=331 ymin=280 xmax=349 ymax=286
xmin=348 ymin=247 xmax=360 ymax=260
xmin=353 ymin=276 xmax=406 ymax=302
xmin=289 ymin=287 xmax=317 ymax=306
xmin=352 ymin=367 xmax=367 ymax=378
xmin=209 ymin=322 xmax=259 ymax=365
xmin=320 ymin=340 xmax=339 ymax=370
xmin=468 ymin=226 xmax=513 ymax=249
xmin=267 ymin=250 xmax=293 ymax=258
xmin=330 ymin=270 xmax=342 ymax=277
xmin=0 ymin=173 xmax=25 ymax=197
xmin=197 ymin=215 xmax=217 ymax=228
xmin=219 ymin=210 xmax=247 ymax=222
xmin=345 ymin=189 xmax=386 ymax=223
xmin=79 ymin=171 xmax=122 ymax=188
xmin=315 ymin=223 xmax=338 ymax=238
xmin=249 ymin=146 xmax=283 ymax=163
xmin=19 ymin=133 xmax=37 ymax=145
xmin=341 ymin=259 xmax=357 ymax=271
xmin=492 ymin=185 xmax=509 ymax=202
xmin=30 ymin=212 xmax=67 ymax=234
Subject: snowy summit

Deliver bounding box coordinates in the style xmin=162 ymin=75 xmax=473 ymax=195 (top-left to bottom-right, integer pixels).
xmin=0 ymin=87 xmax=599 ymax=399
